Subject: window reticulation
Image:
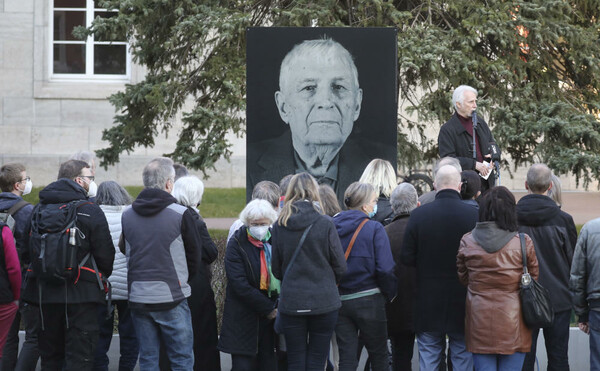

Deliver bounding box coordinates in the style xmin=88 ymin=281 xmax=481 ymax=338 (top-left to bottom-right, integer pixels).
xmin=52 ymin=0 xmax=129 ymax=80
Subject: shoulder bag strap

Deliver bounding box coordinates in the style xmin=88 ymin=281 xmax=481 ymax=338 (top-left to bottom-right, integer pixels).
xmin=345 ymin=218 xmax=369 ymax=261
xmin=7 ymin=200 xmax=29 ymax=216
xmin=282 ymin=223 xmax=314 ymax=280
xmin=519 ymin=233 xmax=529 ymax=275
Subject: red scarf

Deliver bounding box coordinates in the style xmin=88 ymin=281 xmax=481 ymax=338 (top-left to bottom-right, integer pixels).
xmin=247 ymin=233 xmax=269 ymax=291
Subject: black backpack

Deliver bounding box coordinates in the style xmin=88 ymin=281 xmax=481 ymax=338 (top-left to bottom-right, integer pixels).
xmin=29 ymin=200 xmax=93 ymax=284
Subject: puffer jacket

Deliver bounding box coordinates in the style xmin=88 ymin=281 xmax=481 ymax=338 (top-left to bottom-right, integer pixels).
xmin=457 ymin=222 xmax=539 ymax=354
xmin=100 ymin=205 xmax=129 ymax=301
xmin=570 ymin=217 xmax=600 ymax=322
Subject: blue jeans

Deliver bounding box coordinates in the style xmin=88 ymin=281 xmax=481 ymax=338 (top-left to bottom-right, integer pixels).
xmin=335 ymin=294 xmax=389 ymax=371
xmin=417 ymin=331 xmax=473 ymax=371
xmin=473 ymin=352 xmax=525 ymax=371
xmin=590 ymin=310 xmax=600 ymax=371
xmin=280 ymin=310 xmax=338 ymax=371
xmin=522 ymin=309 xmax=570 ymax=371
xmin=94 ymin=300 xmax=139 ymax=371
xmin=130 ymin=300 xmax=194 ymax=371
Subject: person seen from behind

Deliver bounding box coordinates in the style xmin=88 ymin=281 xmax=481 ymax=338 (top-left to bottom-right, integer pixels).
xmin=359 ymin=159 xmax=397 ymax=225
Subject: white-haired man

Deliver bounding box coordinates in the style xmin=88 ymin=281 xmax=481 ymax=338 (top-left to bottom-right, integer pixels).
xmin=247 ymin=38 xmax=393 ymax=204
xmin=438 ymin=85 xmax=500 ymax=191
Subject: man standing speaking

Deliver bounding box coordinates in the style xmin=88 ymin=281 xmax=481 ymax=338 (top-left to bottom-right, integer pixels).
xmin=247 ymin=38 xmax=386 ymax=203
xmin=438 ymin=85 xmax=500 ymax=191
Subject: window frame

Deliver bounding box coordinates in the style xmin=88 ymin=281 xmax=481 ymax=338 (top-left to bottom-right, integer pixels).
xmin=49 ymin=0 xmax=131 ymax=82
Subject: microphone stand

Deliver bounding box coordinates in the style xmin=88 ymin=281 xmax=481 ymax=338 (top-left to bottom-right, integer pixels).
xmin=472 ymin=111 xmax=478 ymax=162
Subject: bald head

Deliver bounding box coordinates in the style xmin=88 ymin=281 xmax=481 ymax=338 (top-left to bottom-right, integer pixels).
xmin=434 ymin=165 xmax=462 ymax=192
xmin=526 ymin=163 xmax=552 ymax=194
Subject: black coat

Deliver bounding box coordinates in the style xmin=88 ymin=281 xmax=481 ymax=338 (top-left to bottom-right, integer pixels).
xmin=438 ymin=112 xmax=497 ymax=188
xmin=22 ymin=179 xmax=114 ymax=304
xmin=271 ymin=201 xmax=347 ymax=315
xmin=384 ymin=213 xmax=417 ymax=334
xmin=517 ymin=194 xmax=577 ymax=312
xmin=373 ymin=196 xmax=394 ymax=226
xmin=400 ymin=189 xmax=478 ymax=334
xmin=218 ymin=226 xmax=277 ymax=357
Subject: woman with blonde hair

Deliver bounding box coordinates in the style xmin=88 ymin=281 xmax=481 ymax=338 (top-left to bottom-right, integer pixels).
xmin=272 ymin=172 xmax=347 ymax=371
xmin=359 ymin=159 xmax=397 ymax=225
xmin=333 ymin=182 xmax=397 ymax=371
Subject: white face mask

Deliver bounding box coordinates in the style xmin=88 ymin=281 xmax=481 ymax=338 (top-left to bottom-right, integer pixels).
xmin=87 ymin=181 xmax=98 ymax=198
xmin=249 ymin=226 xmax=269 ymax=241
xmin=22 ymin=180 xmax=32 ymax=196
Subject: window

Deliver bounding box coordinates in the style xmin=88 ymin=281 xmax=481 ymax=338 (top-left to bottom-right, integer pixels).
xmin=51 ymin=0 xmax=129 ymax=80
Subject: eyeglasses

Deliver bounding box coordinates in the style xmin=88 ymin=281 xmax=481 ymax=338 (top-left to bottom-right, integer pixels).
xmin=20 ymin=176 xmax=30 ymax=183
xmin=79 ymin=175 xmax=95 ymax=182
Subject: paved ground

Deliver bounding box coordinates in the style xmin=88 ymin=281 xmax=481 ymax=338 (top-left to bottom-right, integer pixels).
xmin=204 ymin=191 xmax=600 ymax=230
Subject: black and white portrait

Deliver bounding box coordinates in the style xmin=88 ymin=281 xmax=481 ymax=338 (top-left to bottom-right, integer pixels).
xmin=246 ymin=27 xmax=398 ymax=203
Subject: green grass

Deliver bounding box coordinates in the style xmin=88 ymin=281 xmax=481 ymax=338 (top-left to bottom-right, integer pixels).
xmin=23 ymin=186 xmax=246 ymax=218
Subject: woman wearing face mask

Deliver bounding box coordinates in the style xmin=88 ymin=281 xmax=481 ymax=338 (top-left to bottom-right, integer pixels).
xmin=218 ymin=199 xmax=280 ymax=371
xmin=333 ymin=182 xmax=398 ymax=371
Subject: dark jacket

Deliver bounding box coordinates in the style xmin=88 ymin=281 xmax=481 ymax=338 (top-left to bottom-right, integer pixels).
xmin=373 ymin=196 xmax=394 ymax=225
xmin=218 ymin=226 xmax=277 ymax=356
xmin=384 ymin=213 xmax=416 ymax=334
xmin=0 ymin=225 xmax=21 ymax=303
xmin=457 ymin=223 xmax=538 ymax=354
xmin=517 ymin=194 xmax=576 ymax=312
xmin=438 ymin=112 xmax=497 ymax=188
xmin=400 ymin=189 xmax=478 ymax=334
xmin=570 ymin=217 xmax=600 ymax=322
xmin=334 ymin=209 xmax=397 ymax=300
xmin=272 ymin=201 xmax=347 ymax=315
xmin=121 ymin=188 xmax=201 ymax=310
xmin=0 ymin=192 xmax=33 ymax=253
xmin=22 ymin=179 xmax=114 ymax=304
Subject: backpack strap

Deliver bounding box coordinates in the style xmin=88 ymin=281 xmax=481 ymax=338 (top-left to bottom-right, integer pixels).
xmin=7 ymin=200 xmax=29 ymax=216
xmin=344 ymin=219 xmax=369 ymax=260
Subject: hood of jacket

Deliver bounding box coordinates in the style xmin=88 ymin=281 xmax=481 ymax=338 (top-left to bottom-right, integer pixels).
xmin=516 ymin=194 xmax=560 ymax=226
xmin=0 ymin=192 xmax=24 ymax=211
xmin=471 ymin=221 xmax=517 ymax=253
xmin=334 ymin=209 xmax=370 ymax=239
xmin=39 ymin=178 xmax=88 ymax=204
xmin=283 ymin=201 xmax=324 ymax=231
xmin=131 ymin=188 xmax=177 ymax=216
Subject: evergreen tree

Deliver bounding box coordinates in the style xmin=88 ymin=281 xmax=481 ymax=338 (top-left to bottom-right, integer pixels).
xmin=81 ymin=0 xmax=600 ymax=185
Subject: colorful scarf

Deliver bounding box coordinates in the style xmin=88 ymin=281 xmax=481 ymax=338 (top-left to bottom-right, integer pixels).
xmin=247 ymin=230 xmax=280 ymax=297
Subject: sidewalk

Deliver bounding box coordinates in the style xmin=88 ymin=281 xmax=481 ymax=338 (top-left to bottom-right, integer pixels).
xmin=204 ymin=191 xmax=600 ymax=230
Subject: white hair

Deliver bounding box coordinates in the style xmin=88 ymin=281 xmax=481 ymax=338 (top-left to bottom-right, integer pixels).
xmin=390 ymin=183 xmax=418 ymax=214
xmin=172 ymin=175 xmax=205 ymax=207
xmin=434 ymin=157 xmax=462 ymax=177
xmin=452 ymin=85 xmax=478 ymax=110
xmin=240 ymin=199 xmax=278 ymax=227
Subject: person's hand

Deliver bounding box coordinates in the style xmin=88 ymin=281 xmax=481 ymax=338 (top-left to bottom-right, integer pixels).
xmin=267 ymin=308 xmax=277 ymax=320
xmin=475 ymin=161 xmax=491 ymax=176
xmin=579 ymin=322 xmax=590 ymax=334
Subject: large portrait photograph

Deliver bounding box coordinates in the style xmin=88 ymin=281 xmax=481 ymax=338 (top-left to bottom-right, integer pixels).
xmin=246 ymin=27 xmax=398 ymax=202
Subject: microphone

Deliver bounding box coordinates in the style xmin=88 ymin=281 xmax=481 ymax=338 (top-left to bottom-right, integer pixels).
xmin=488 ymin=141 xmax=501 ymax=172
xmin=472 ymin=110 xmax=478 ymax=129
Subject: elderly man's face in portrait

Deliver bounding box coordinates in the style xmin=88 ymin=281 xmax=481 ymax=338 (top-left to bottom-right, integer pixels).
xmin=275 ymin=49 xmax=363 ymax=166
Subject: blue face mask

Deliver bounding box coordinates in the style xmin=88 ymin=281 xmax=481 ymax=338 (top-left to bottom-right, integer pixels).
xmin=368 ymin=204 xmax=378 ymax=219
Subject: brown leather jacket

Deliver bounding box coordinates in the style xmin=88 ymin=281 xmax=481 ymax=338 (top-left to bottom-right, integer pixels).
xmin=457 ymin=226 xmax=539 ymax=354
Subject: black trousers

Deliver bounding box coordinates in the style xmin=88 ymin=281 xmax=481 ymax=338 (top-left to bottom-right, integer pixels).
xmin=38 ymin=302 xmax=99 ymax=371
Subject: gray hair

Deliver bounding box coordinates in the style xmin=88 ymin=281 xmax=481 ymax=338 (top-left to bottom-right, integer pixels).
xmin=434 ymin=165 xmax=461 ymax=190
xmin=240 ymin=199 xmax=278 ymax=226
xmin=173 ymin=163 xmax=189 ymax=181
xmin=279 ymin=38 xmax=359 ymax=93
xmin=547 ymin=173 xmax=562 ymax=207
xmin=70 ymin=150 xmax=95 ymax=168
xmin=526 ymin=163 xmax=552 ymax=194
xmin=96 ymin=181 xmax=132 ymax=206
xmin=452 ymin=85 xmax=478 ymax=110
xmin=390 ymin=183 xmax=418 ymax=215
xmin=173 ymin=176 xmax=205 ymax=207
xmin=344 ymin=182 xmax=375 ymax=210
xmin=252 ymin=181 xmax=280 ymax=208
xmin=434 ymin=157 xmax=462 ymax=177
xmin=142 ymin=157 xmax=175 ymax=189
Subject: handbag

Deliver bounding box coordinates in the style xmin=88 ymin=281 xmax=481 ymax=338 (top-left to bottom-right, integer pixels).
xmin=274 ymin=223 xmax=314 ymax=334
xmin=519 ymin=233 xmax=554 ymax=328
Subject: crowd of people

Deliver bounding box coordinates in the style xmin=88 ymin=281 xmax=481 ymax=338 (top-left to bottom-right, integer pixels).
xmin=0 ymin=102 xmax=597 ymax=370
